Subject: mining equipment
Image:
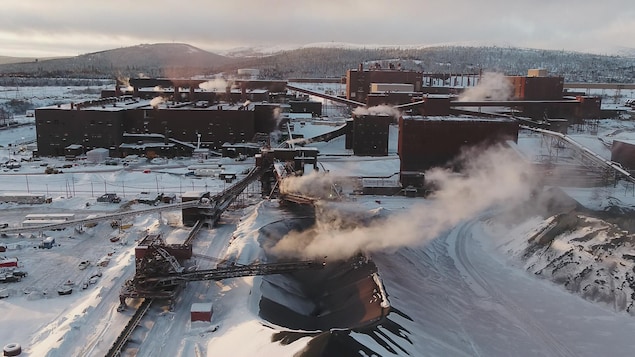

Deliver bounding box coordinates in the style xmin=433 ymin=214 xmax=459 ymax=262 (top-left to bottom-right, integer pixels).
xmin=117 ymin=234 xmax=324 ymax=311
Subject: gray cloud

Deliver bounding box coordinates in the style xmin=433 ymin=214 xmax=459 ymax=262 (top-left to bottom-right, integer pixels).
xmin=1 ymin=0 xmax=634 ymax=57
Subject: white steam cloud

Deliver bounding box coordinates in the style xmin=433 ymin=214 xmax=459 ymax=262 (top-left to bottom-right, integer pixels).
xmin=280 ymin=170 xmax=343 ymax=199
xmin=117 ymin=76 xmax=133 ymax=92
xmin=199 ymin=78 xmax=232 ymax=92
xmin=458 ymin=72 xmax=513 ymax=102
xmin=269 ymin=107 xmax=285 ymax=144
xmin=150 ymin=96 xmax=165 ymax=108
xmin=271 ymin=146 xmax=536 ymax=260
xmin=273 ymin=106 xmax=283 ymax=125
xmin=352 ymin=105 xmax=401 ymax=120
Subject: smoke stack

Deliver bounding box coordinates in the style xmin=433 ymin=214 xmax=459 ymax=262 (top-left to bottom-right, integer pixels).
xmin=358 ymin=63 xmax=363 ymax=71
xmin=241 ymin=84 xmax=247 ymax=102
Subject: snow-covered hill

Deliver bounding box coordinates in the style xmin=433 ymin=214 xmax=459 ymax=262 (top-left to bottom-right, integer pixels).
xmin=493 ymin=199 xmax=635 ymax=314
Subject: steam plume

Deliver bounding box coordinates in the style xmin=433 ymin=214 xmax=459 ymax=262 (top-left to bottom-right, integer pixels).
xmin=117 ymin=76 xmax=133 ymax=92
xmin=352 ymin=105 xmax=400 ymax=120
xmin=150 ymin=96 xmax=165 ymax=108
xmin=199 ymin=78 xmax=232 ymax=92
xmin=280 ymin=170 xmax=343 ymax=199
xmin=268 ymin=107 xmax=285 ymax=144
xmin=271 ymin=145 xmax=536 ymax=260
xmin=458 ymin=72 xmax=512 ymax=101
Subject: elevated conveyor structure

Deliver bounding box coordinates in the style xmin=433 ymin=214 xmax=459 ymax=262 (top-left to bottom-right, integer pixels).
xmin=119 ymin=239 xmax=324 ymax=305
xmin=196 ymin=166 xmax=264 ymax=225
xmin=520 ymin=125 xmax=635 ymax=186
xmin=286 ymin=84 xmax=366 ymax=107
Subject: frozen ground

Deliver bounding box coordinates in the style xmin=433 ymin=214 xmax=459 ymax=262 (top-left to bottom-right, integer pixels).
xmin=1 ymin=85 xmax=635 ymax=356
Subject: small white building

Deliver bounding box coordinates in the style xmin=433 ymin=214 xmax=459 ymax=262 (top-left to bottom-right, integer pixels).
xmin=86 ymin=148 xmax=109 ymax=163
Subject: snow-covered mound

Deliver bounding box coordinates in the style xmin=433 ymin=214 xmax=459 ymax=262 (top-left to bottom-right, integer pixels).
xmin=490 ymin=189 xmax=635 ymax=313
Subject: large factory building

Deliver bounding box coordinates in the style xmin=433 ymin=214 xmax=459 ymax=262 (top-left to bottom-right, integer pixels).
xmin=346 ymin=64 xmax=423 ymax=104
xmin=343 ymin=66 xmax=601 ymax=121
xmin=35 ymin=97 xmax=262 ymax=158
xmin=35 ymin=78 xmax=322 ymax=158
xmin=398 ymin=115 xmax=519 ymax=173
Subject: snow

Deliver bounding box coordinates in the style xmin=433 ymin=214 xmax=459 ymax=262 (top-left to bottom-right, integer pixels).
xmin=1 ymin=85 xmax=635 ymax=356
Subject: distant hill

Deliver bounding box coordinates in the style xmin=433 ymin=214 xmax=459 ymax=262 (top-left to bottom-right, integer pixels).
xmin=0 ymin=43 xmax=234 ymax=78
xmin=0 ymin=56 xmax=36 ymax=65
xmin=1 ymin=43 xmax=634 ymax=83
xmin=239 ymin=45 xmax=635 ymax=83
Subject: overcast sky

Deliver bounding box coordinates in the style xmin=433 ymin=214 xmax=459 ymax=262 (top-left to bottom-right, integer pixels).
xmin=1 ymin=0 xmax=634 ymax=58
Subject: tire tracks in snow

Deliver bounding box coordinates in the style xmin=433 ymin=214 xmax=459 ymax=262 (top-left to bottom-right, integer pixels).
xmin=451 ymin=216 xmax=577 ymax=357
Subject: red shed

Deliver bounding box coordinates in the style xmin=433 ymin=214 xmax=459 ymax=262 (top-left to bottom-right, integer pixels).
xmin=0 ymin=257 xmax=18 ymax=272
xmin=191 ymin=302 xmax=213 ymax=322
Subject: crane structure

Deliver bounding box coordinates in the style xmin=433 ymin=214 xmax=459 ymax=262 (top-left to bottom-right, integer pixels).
xmin=118 ymin=235 xmax=324 ymax=310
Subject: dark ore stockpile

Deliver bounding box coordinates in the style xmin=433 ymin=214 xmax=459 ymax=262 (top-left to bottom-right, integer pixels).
xmin=254 ymin=210 xmax=412 ymax=356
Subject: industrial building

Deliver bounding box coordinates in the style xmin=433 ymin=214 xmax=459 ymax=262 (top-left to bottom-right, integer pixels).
xmin=509 ymin=75 xmax=564 ymax=100
xmin=350 ymin=114 xmax=391 ymax=156
xmin=33 ymin=67 xmax=605 ymax=199
xmin=398 ymin=115 xmax=519 ymax=176
xmin=611 ymin=139 xmax=635 ymax=170
xmin=346 ymin=64 xmax=423 ymax=104
xmin=35 ymin=79 xmax=322 ymax=158
xmin=35 ymin=97 xmax=258 ymax=157
xmin=342 ymin=66 xmax=602 ymax=121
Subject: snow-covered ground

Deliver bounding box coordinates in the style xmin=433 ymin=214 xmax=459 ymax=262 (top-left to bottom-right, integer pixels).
xmin=1 ymin=84 xmax=635 ymax=356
